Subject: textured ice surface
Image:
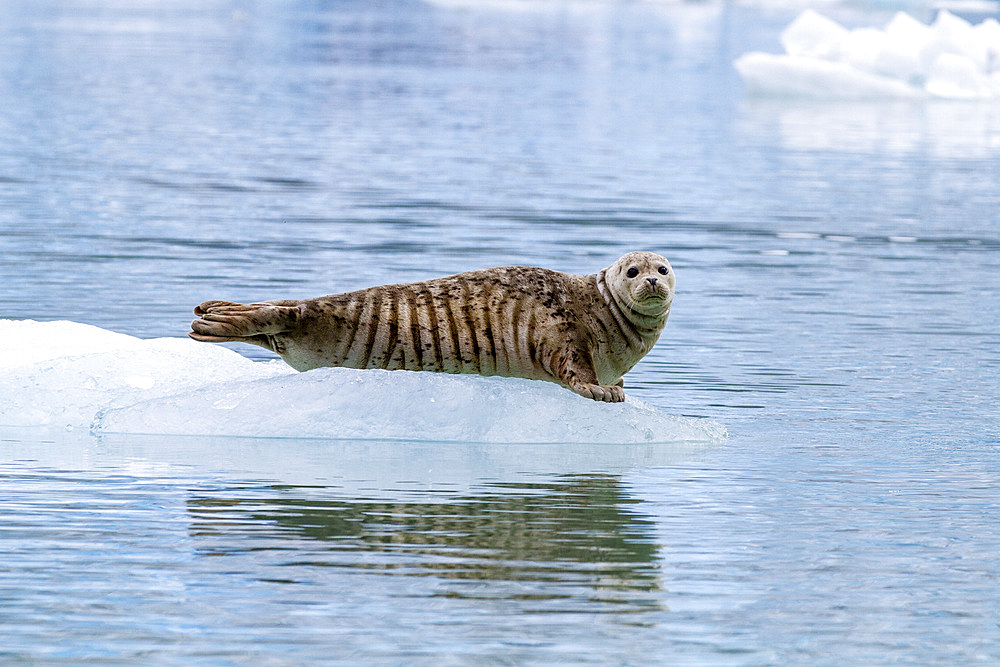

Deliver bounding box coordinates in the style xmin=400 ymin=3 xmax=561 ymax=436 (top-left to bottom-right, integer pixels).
xmin=1 ymin=320 xmax=726 ymax=444
xmin=0 ymin=320 xmax=292 ymax=429
xmin=736 ymin=10 xmax=1000 ymax=99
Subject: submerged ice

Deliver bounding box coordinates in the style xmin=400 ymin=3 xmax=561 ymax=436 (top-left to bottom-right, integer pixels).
xmin=735 ymin=10 xmax=1000 ymax=99
xmin=0 ymin=320 xmax=725 ymax=444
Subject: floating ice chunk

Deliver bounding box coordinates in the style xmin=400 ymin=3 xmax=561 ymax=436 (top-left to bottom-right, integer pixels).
xmin=780 ymin=9 xmax=850 ymax=60
xmin=974 ymin=18 xmax=1000 ymax=72
xmin=879 ymin=11 xmax=937 ymax=82
xmin=123 ymin=375 xmax=157 ymax=390
xmin=976 ymin=17 xmax=1000 ymax=46
xmin=1 ymin=320 xmax=725 ymax=444
xmin=0 ymin=320 xmax=291 ymax=428
xmin=885 ymin=10 xmax=936 ymax=48
xmin=734 ymin=52 xmax=920 ymax=99
xmin=94 ymin=367 xmax=726 ymax=444
xmin=0 ymin=319 xmax=142 ymax=369
xmin=737 ymin=9 xmax=1000 ymax=100
xmin=871 ymin=46 xmax=924 ymax=84
xmin=840 ymin=27 xmax=888 ymax=73
xmin=930 ymin=10 xmax=982 ymax=66
xmin=926 ymin=52 xmax=994 ymax=98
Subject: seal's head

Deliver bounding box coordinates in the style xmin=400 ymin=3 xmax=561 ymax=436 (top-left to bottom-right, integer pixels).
xmin=604 ymin=251 xmax=674 ymax=324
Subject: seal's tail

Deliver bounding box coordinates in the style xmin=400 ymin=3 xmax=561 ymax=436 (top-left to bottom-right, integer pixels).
xmin=189 ymin=300 xmax=300 ymax=346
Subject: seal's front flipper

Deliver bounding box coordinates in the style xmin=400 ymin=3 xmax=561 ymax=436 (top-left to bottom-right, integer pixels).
xmin=552 ymin=345 xmax=627 ymax=403
xmin=189 ymin=300 xmax=300 ymax=350
xmin=569 ymin=382 xmax=626 ymax=403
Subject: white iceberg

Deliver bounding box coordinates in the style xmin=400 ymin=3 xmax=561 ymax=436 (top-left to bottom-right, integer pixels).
xmin=735 ymin=52 xmax=921 ymax=99
xmin=0 ymin=320 xmax=725 ymax=444
xmin=780 ymin=8 xmax=851 ymax=60
xmin=736 ymin=9 xmax=1000 ymax=100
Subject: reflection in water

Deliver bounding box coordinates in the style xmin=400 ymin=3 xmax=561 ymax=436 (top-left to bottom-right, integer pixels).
xmin=738 ymin=99 xmax=1000 ymax=158
xmin=188 ymin=474 xmax=663 ymax=612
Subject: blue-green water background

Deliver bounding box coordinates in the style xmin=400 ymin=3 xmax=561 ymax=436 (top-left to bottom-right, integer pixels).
xmin=1 ymin=0 xmax=998 ymax=663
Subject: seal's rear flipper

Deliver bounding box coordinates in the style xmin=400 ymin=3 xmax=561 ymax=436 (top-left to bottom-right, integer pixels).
xmin=193 ymin=300 xmax=244 ymax=316
xmin=189 ymin=300 xmax=301 ymax=349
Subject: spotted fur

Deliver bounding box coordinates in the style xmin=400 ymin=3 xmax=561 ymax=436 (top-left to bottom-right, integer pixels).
xmin=189 ymin=252 xmax=674 ymax=402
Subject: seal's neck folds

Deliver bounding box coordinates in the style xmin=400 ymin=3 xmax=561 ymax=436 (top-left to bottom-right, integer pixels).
xmin=595 ymin=269 xmax=668 ymax=338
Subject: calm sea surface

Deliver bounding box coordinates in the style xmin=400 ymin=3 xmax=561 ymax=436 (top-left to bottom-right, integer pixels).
xmin=2 ymin=0 xmax=999 ymax=663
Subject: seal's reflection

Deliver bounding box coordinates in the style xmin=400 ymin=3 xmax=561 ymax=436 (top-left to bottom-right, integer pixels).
xmin=188 ymin=474 xmax=663 ymax=612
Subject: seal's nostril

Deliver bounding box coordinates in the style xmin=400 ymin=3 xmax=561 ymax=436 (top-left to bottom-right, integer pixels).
xmin=647 ymin=277 xmax=657 ymax=286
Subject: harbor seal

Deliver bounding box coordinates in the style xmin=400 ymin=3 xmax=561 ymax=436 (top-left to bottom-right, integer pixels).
xmin=189 ymin=251 xmax=674 ymax=402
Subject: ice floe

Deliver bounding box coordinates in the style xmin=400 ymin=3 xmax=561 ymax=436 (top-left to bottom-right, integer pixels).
xmin=0 ymin=320 xmax=725 ymax=444
xmin=736 ymin=10 xmax=1000 ymax=99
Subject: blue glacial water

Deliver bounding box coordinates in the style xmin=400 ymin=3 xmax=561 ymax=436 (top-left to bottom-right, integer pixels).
xmin=1 ymin=0 xmax=999 ymax=663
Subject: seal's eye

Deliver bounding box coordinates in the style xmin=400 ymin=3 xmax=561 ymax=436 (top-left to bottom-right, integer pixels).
xmin=658 ymin=266 xmax=668 ymax=275
xmin=626 ymin=267 xmax=639 ymax=279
